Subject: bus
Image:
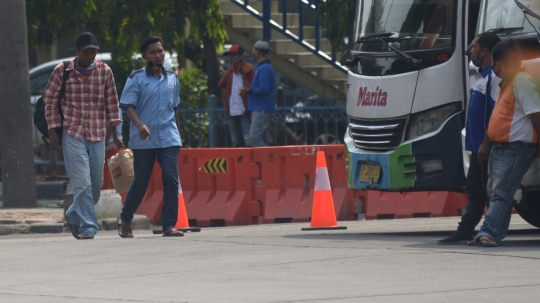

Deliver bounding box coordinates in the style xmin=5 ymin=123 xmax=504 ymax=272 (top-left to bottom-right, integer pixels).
xmin=341 ymin=0 xmax=540 ymax=225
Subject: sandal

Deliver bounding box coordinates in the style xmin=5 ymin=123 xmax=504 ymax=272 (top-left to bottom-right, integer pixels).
xmin=163 ymin=227 xmax=184 ymax=237
xmin=477 ymin=235 xmax=498 ymax=247
xmin=64 ymin=213 xmax=81 ymax=240
xmin=117 ymin=216 xmax=134 ymax=238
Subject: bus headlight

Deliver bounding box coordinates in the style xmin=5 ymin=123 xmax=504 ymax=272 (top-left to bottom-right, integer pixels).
xmin=406 ymin=102 xmax=461 ymax=140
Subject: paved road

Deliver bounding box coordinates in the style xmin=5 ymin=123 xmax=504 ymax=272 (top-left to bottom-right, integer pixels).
xmin=1 ymin=215 xmax=540 ymax=303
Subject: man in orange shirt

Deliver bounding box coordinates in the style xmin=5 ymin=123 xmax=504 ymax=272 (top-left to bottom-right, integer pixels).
xmin=470 ymin=42 xmax=540 ymax=247
xmin=218 ymin=45 xmax=255 ymax=147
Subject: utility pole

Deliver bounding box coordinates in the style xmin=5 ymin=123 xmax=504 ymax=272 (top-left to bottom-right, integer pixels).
xmin=0 ymin=0 xmax=37 ymax=207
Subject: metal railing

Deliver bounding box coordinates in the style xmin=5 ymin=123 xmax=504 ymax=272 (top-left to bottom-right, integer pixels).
xmin=230 ymin=0 xmax=347 ymax=73
xmin=178 ymin=95 xmax=347 ymax=148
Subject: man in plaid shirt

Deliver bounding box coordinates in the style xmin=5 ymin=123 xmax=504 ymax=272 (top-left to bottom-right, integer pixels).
xmin=44 ymin=32 xmax=123 ymax=240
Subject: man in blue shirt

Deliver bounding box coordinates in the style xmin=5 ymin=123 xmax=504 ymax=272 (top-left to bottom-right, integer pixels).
xmin=241 ymin=40 xmax=276 ymax=147
xmin=117 ymin=36 xmax=184 ymax=237
xmin=438 ymin=32 xmax=501 ymax=244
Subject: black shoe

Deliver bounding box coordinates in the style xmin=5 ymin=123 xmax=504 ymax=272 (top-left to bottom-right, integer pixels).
xmin=437 ymin=232 xmax=472 ymax=245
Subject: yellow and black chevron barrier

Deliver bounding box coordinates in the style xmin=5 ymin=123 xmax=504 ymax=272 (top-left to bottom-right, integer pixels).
xmin=202 ymin=158 xmax=227 ymax=173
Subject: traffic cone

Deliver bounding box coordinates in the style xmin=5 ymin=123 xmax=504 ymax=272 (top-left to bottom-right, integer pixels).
xmin=175 ymin=177 xmax=201 ymax=232
xmin=302 ymin=151 xmax=347 ymax=231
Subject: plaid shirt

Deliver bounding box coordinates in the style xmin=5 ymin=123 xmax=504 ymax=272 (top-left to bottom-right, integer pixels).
xmin=44 ymin=58 xmax=120 ymax=142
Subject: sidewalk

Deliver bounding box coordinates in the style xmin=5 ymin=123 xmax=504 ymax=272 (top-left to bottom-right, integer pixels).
xmin=0 ymin=206 xmax=151 ymax=236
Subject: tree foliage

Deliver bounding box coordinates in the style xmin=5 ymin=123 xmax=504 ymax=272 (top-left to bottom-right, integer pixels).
xmin=26 ymin=0 xmax=228 ymax=94
xmin=318 ymin=0 xmax=357 ymax=54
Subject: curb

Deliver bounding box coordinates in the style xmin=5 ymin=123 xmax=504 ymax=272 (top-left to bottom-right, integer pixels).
xmin=0 ymin=215 xmax=151 ymax=236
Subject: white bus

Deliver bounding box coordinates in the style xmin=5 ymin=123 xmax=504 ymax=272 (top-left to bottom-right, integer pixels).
xmin=341 ymin=0 xmax=540 ymax=225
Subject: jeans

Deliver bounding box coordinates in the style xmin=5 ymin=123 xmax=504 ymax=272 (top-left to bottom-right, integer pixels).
xmin=228 ymin=112 xmax=251 ymax=147
xmin=250 ymin=110 xmax=271 ymax=147
xmin=476 ymin=143 xmax=535 ymax=243
xmin=120 ymin=146 xmax=180 ymax=231
xmin=62 ymin=132 xmax=105 ymax=236
xmin=457 ymin=153 xmax=489 ymax=236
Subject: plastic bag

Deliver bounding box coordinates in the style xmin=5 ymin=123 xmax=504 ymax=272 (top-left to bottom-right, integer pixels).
xmin=107 ymin=149 xmax=134 ymax=193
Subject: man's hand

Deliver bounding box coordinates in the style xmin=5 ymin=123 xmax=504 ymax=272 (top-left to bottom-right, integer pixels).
xmin=137 ymin=124 xmax=151 ymax=140
xmin=113 ymin=135 xmax=125 ymax=149
xmin=48 ymin=129 xmax=60 ymax=151
xmin=240 ymin=87 xmax=250 ymax=94
xmin=477 ymin=141 xmax=491 ymax=164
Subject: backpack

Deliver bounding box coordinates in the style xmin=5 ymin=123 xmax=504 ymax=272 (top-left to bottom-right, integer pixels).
xmin=33 ymin=61 xmax=71 ymax=147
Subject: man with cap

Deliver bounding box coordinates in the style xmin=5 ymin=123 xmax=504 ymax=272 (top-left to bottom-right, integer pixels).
xmin=218 ymin=45 xmax=255 ymax=147
xmin=240 ymin=40 xmax=276 ymax=147
xmin=44 ymin=32 xmax=123 ymax=240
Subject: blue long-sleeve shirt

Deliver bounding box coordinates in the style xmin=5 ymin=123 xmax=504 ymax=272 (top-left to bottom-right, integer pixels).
xmin=248 ymin=60 xmax=276 ymax=113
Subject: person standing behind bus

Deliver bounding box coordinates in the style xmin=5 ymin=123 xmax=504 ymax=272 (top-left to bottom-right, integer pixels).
xmin=438 ymin=32 xmax=501 ymax=245
xmin=469 ymin=41 xmax=540 ymax=247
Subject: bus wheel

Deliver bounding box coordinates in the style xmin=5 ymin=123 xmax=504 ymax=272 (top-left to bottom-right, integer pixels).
xmin=513 ymin=190 xmax=540 ymax=228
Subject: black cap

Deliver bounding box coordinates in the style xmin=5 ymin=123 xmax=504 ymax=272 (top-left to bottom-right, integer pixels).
xmin=76 ymin=32 xmax=100 ymax=50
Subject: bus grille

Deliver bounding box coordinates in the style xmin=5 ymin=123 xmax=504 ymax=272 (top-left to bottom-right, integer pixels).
xmin=348 ymin=116 xmax=409 ymax=151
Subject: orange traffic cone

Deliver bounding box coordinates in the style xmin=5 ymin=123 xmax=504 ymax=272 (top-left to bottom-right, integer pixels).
xmin=302 ymin=151 xmax=347 ymax=231
xmin=175 ymin=177 xmax=200 ymax=232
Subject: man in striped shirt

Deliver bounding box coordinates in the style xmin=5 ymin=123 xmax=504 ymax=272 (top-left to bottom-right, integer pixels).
xmin=44 ymin=32 xmax=123 ymax=240
xmin=470 ymin=41 xmax=540 ymax=247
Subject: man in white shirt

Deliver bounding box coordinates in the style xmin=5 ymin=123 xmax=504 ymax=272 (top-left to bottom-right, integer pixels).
xmin=218 ymin=45 xmax=255 ymax=147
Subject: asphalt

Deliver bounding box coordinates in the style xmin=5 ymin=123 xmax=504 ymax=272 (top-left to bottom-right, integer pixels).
xmin=1 ymin=215 xmax=540 ymax=303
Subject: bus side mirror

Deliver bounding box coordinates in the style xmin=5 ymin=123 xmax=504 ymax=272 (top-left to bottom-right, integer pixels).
xmin=340 ymin=50 xmax=351 ymax=66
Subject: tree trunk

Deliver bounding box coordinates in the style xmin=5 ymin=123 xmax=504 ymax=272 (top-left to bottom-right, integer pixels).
xmin=0 ymin=0 xmax=37 ymax=207
xmin=202 ymin=34 xmax=223 ymax=107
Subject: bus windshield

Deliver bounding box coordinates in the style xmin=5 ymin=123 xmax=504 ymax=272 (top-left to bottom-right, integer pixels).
xmin=353 ymin=0 xmax=456 ymax=52
xmin=477 ymin=0 xmax=540 ymax=35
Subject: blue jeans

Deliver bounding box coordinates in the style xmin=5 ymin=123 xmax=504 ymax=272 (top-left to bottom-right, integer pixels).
xmin=228 ymin=112 xmax=251 ymax=147
xmin=120 ymin=147 xmax=180 ymax=231
xmin=62 ymin=132 xmax=105 ymax=236
xmin=250 ymin=110 xmax=271 ymax=147
xmin=476 ymin=142 xmax=535 ymax=243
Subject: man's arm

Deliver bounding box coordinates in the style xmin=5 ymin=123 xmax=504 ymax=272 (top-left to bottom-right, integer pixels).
xmin=104 ymin=67 xmax=121 ymax=125
xmin=250 ymin=67 xmax=273 ymax=95
xmin=477 ymin=135 xmax=492 ymax=164
xmin=217 ymin=70 xmax=229 ymax=92
xmin=125 ymin=107 xmax=150 ymax=140
xmin=43 ymin=64 xmax=64 ymax=150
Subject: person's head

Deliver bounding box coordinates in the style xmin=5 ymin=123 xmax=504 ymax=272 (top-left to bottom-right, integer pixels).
xmin=75 ymin=32 xmax=99 ymax=68
xmin=470 ymin=32 xmax=501 ymax=69
xmin=224 ymin=45 xmax=245 ymax=68
xmin=491 ymin=41 xmax=522 ymax=80
xmin=252 ymin=40 xmax=271 ymax=63
xmin=140 ymin=36 xmax=165 ymax=69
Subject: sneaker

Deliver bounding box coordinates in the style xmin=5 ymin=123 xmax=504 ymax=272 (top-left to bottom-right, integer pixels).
xmin=437 ymin=231 xmax=472 ymax=245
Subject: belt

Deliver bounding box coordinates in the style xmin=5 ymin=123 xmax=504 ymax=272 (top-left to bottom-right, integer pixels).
xmin=492 ymin=141 xmax=536 ymax=150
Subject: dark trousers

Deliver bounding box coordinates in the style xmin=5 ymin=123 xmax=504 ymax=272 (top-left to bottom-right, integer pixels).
xmin=457 ymin=153 xmax=489 ymax=236
xmin=121 ymin=146 xmax=180 ymax=231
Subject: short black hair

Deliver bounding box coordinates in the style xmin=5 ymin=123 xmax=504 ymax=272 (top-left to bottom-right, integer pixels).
xmin=492 ymin=41 xmax=521 ymax=64
xmin=140 ymin=36 xmax=165 ymax=54
xmin=476 ymin=32 xmax=501 ymax=52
